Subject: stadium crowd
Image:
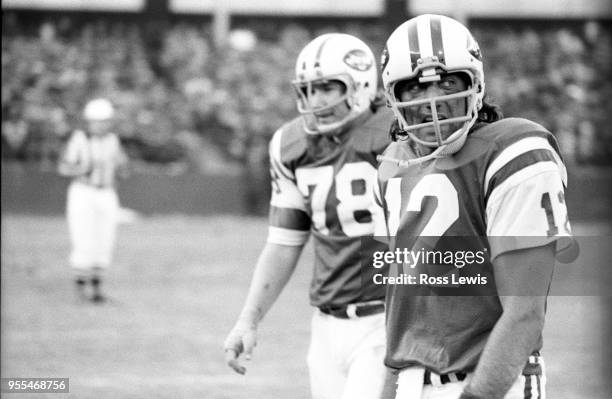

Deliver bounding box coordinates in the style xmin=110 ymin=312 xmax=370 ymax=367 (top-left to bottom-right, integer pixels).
xmin=2 ymin=14 xmax=611 ymax=175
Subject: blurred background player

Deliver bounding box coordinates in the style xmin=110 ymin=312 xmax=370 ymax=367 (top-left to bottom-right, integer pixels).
xmin=58 ymin=98 xmax=128 ymax=303
xmin=376 ymin=14 xmax=576 ymax=399
xmin=224 ymin=33 xmax=394 ymax=399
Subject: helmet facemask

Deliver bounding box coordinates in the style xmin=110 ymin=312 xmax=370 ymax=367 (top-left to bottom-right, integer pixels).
xmin=292 ymin=75 xmax=357 ymax=135
xmin=387 ymin=69 xmax=482 ymax=155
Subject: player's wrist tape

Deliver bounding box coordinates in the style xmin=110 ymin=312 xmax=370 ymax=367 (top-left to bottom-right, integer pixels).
xmin=235 ymin=316 xmax=259 ymax=328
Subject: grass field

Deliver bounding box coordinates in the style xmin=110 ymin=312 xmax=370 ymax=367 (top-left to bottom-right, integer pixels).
xmin=1 ymin=214 xmax=610 ymax=398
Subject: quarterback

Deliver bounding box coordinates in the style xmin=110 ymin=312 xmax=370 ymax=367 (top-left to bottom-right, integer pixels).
xmin=375 ymin=15 xmax=575 ymax=399
xmin=224 ymin=33 xmax=393 ymax=398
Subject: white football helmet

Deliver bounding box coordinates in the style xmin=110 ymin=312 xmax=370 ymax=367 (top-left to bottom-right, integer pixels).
xmin=83 ymin=98 xmax=115 ymax=121
xmin=381 ymin=14 xmax=484 ymax=158
xmin=293 ymin=33 xmax=378 ymax=134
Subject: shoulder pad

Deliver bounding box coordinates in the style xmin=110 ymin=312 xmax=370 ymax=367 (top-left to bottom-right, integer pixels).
xmin=476 ymin=118 xmax=567 ymax=194
xmin=351 ymin=107 xmax=394 ymax=154
xmin=441 ymin=118 xmax=562 ymax=170
xmin=471 ymin=117 xmax=553 ymax=145
xmin=459 ymin=118 xmax=560 ymax=160
xmin=270 ymin=117 xmax=308 ymax=166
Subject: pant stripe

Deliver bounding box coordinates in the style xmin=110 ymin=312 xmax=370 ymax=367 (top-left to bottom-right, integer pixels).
xmin=524 ymin=374 xmax=532 ymax=399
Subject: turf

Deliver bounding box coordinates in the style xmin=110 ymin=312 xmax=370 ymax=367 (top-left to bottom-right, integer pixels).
xmin=1 ymin=215 xmax=610 ymax=398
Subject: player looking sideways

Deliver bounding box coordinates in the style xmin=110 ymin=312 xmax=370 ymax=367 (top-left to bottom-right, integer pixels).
xmin=375 ymin=15 xmax=577 ymax=399
xmin=58 ymin=98 xmax=128 ymax=303
xmin=224 ymin=33 xmax=394 ymax=399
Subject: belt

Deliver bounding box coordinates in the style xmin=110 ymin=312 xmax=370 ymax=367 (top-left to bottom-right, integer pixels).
xmin=318 ymin=300 xmax=385 ymax=319
xmin=423 ymin=351 xmax=542 ymax=386
xmin=76 ymin=179 xmax=113 ymax=190
xmin=424 ymin=370 xmax=467 ymax=386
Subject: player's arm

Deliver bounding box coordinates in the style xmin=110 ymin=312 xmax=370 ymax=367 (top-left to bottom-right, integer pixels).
xmin=461 ymin=148 xmax=571 ymax=398
xmin=224 ymin=128 xmax=311 ymax=374
xmin=460 ymin=244 xmax=554 ymax=399
xmin=224 ymin=242 xmax=305 ymax=374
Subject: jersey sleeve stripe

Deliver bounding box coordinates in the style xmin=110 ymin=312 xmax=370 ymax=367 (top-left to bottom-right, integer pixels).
xmin=549 ymin=146 xmax=568 ymax=187
xmin=486 ymin=161 xmax=560 ymax=217
xmin=267 ymin=226 xmax=310 ymax=246
xmin=269 ymin=205 xmax=311 ymax=231
xmin=484 ymin=136 xmax=554 ymax=194
xmin=485 ymin=149 xmax=557 ymax=202
xmin=269 ymin=128 xmax=294 ymax=180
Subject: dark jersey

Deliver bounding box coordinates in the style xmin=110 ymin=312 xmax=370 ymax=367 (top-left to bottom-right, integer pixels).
xmin=376 ymin=117 xmax=572 ymax=373
xmin=268 ymin=108 xmax=393 ymax=307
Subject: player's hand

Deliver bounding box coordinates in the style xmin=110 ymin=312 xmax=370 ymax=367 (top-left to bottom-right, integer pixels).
xmin=223 ymin=319 xmax=258 ymax=375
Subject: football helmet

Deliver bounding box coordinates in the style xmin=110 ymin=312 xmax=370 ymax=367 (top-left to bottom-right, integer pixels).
xmin=293 ymin=33 xmax=377 ymax=134
xmin=381 ymin=14 xmax=484 ymax=159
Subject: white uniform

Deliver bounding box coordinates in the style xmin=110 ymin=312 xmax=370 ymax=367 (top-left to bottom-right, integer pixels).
xmin=62 ymin=129 xmax=125 ymax=275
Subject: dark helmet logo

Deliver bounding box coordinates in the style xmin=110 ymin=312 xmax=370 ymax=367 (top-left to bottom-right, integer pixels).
xmin=343 ymin=49 xmax=373 ymax=71
xmin=466 ymin=35 xmax=482 ymax=61
xmin=380 ymin=46 xmax=389 ymax=70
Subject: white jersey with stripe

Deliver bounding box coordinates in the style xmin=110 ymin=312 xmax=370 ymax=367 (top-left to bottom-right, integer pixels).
xmin=63 ymin=130 xmax=125 ymax=188
xmin=267 ymin=108 xmax=392 ymax=307
xmin=376 ymin=117 xmax=572 ymax=373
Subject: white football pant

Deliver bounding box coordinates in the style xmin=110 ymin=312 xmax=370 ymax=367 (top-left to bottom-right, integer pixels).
xmin=67 ymin=181 xmax=119 ymax=274
xmin=307 ymin=309 xmax=387 ymax=399
xmin=395 ymin=357 xmax=545 ymax=399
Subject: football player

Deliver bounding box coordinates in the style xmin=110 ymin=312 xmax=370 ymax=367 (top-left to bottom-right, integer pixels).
xmin=375 ymin=15 xmax=575 ymax=399
xmin=224 ymin=33 xmax=394 ymax=398
xmin=59 ymin=98 xmax=128 ymax=303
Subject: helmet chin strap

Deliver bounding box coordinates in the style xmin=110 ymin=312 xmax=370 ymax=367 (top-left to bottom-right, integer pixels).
xmin=303 ymin=101 xmax=363 ymax=135
xmin=377 ymin=123 xmax=471 ymax=168
xmin=303 ymin=113 xmax=351 ymax=135
xmin=377 ymin=141 xmax=448 ymax=167
xmin=296 ymin=75 xmax=360 ymax=135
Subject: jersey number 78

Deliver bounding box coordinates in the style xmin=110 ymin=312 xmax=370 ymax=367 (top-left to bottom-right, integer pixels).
xmin=295 ymin=162 xmax=383 ymax=237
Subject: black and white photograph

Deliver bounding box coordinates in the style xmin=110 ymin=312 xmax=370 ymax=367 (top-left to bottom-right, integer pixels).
xmin=1 ymin=0 xmax=611 ymax=398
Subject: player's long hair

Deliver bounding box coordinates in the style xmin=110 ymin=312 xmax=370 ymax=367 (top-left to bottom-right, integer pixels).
xmin=477 ymin=95 xmax=503 ymax=123
xmin=470 ymin=94 xmax=503 ymax=133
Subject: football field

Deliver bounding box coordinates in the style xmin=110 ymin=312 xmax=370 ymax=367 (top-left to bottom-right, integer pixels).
xmin=1 ymin=214 xmax=610 ymax=398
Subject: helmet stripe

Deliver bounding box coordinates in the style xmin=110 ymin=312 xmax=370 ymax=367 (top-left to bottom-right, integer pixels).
xmin=314 ymin=35 xmax=332 ymax=78
xmin=430 ymin=15 xmax=446 ymax=65
xmin=416 ymin=15 xmax=433 ymax=59
xmin=407 ymin=20 xmax=420 ymax=71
